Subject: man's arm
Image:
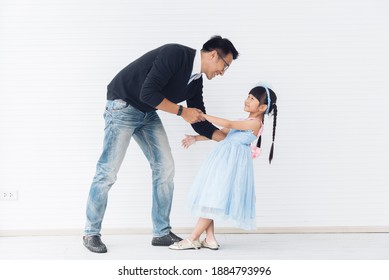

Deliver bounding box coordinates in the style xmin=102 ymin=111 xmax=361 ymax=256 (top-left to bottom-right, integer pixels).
xmin=155 ymin=99 xmax=204 ymax=124
xmin=136 ymin=46 xmax=203 ymax=123
xmin=210 ymin=129 xmax=226 ymax=141
xmin=186 ymin=79 xmax=221 ymax=139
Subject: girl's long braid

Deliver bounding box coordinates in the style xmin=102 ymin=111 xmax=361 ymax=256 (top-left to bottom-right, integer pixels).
xmin=252 ymin=86 xmax=277 ymax=164
xmin=268 ymin=103 xmax=277 ymax=164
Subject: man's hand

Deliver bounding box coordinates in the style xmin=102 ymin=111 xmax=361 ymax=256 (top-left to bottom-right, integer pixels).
xmin=181 ymin=134 xmax=196 ymax=149
xmin=181 ymin=107 xmax=206 ymax=124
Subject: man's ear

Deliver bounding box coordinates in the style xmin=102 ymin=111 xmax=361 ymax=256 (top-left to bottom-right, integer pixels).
xmin=209 ymin=49 xmax=217 ymax=60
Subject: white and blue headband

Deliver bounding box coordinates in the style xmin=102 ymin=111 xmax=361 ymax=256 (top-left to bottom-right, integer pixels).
xmin=254 ymin=82 xmax=272 ymax=115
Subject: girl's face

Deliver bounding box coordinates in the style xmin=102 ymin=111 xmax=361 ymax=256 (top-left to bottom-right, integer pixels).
xmin=244 ymin=94 xmax=260 ymax=112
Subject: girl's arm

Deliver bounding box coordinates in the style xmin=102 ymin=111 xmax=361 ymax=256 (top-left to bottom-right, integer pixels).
xmin=202 ymin=114 xmax=261 ymax=133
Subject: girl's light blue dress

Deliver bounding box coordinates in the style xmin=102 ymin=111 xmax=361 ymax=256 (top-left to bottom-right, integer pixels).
xmin=187 ymin=125 xmax=262 ymax=230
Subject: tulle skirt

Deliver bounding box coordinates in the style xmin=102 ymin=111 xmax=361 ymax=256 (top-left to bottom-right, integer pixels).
xmin=187 ymin=140 xmax=256 ymax=230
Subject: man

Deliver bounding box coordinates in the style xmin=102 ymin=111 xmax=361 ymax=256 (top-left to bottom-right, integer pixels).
xmin=83 ymin=35 xmax=239 ymax=253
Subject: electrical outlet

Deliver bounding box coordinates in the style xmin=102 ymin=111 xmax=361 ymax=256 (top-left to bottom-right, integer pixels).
xmin=0 ymin=190 xmax=18 ymax=201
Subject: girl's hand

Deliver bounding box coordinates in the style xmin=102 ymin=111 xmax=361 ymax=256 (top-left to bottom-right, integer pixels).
xmin=182 ymin=134 xmax=196 ymax=149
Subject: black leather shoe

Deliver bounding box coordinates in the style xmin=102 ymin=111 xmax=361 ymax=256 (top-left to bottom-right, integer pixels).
xmin=152 ymin=231 xmax=183 ymax=246
xmin=83 ymin=235 xmax=107 ymax=253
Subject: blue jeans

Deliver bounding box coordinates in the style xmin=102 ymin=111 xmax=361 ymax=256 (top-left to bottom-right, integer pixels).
xmin=85 ymin=99 xmax=175 ymax=237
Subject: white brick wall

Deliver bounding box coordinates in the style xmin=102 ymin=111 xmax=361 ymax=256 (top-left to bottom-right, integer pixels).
xmin=1 ymin=0 xmax=388 ymax=234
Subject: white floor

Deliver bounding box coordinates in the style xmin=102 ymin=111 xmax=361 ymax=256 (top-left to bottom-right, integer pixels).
xmin=0 ymin=233 xmax=388 ymax=260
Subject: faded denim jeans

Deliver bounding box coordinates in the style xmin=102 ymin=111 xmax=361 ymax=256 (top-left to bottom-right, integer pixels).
xmin=85 ymin=99 xmax=175 ymax=237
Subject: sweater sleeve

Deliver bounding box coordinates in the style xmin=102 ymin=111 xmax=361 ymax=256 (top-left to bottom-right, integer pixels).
xmin=186 ymin=78 xmax=219 ymax=139
xmin=139 ymin=46 xmax=182 ymax=108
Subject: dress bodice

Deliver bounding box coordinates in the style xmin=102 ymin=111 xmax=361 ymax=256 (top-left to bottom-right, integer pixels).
xmin=224 ymin=129 xmax=258 ymax=145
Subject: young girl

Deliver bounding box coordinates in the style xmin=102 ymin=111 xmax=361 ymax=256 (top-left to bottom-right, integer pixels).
xmin=169 ymin=85 xmax=278 ymax=250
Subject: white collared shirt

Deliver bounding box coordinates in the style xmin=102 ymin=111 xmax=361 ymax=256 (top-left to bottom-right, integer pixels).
xmin=187 ymin=50 xmax=202 ymax=84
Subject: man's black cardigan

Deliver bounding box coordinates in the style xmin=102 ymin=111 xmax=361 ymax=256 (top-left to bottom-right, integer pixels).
xmin=107 ymin=43 xmax=218 ymax=139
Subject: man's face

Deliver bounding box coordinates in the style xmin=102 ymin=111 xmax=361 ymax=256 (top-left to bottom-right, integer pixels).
xmin=203 ymin=50 xmax=233 ymax=80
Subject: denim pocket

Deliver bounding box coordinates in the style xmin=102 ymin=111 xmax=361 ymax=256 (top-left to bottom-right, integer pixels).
xmin=111 ymin=99 xmax=128 ymax=111
xmin=104 ymin=99 xmax=126 ymax=129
